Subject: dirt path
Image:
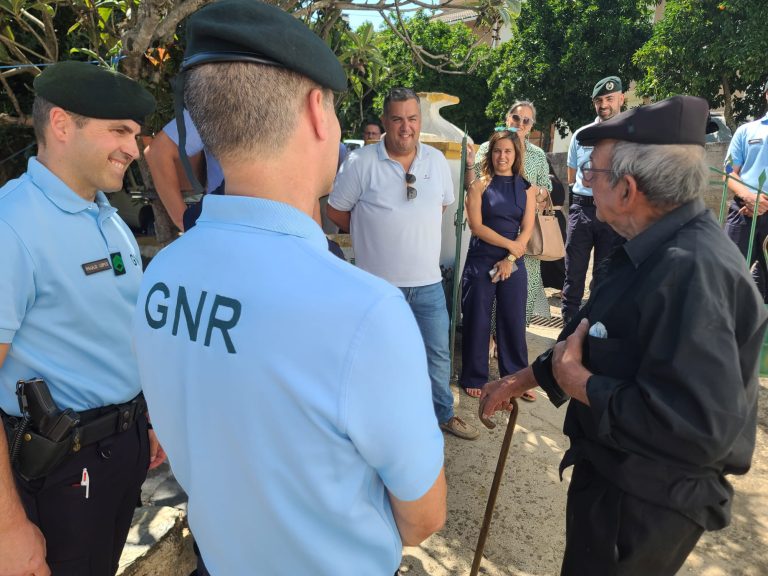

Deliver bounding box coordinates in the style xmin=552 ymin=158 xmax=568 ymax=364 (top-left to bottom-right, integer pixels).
xmin=400 ymin=322 xmax=768 ymax=576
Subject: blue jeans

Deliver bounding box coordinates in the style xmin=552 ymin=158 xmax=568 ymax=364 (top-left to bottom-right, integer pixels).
xmin=399 ymin=282 xmax=454 ymax=424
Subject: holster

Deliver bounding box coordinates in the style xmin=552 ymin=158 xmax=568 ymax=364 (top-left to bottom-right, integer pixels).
xmin=2 ymin=416 xmax=72 ymax=480
xmin=2 ymin=393 xmax=147 ymax=481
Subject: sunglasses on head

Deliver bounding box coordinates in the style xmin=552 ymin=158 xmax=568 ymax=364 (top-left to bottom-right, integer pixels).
xmin=510 ymin=113 xmax=533 ymax=126
xmin=406 ymin=173 xmax=417 ymax=200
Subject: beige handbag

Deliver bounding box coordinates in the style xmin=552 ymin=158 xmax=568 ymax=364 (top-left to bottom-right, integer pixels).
xmin=526 ymin=196 xmax=565 ymax=261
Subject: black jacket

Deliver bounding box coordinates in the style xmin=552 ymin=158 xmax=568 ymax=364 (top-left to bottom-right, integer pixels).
xmin=534 ymin=199 xmax=767 ymax=530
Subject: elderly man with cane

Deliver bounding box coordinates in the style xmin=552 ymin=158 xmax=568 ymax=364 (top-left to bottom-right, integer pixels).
xmin=480 ymin=95 xmax=767 ymax=575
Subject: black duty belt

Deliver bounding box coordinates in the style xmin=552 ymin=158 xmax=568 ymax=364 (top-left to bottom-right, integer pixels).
xmin=570 ymin=193 xmax=595 ymax=207
xmin=2 ymin=393 xmax=146 ymax=454
xmin=73 ymin=394 xmax=147 ymax=451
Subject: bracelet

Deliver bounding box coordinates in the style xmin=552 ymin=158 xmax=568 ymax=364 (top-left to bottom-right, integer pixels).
xmin=465 ymin=164 xmax=473 ymax=170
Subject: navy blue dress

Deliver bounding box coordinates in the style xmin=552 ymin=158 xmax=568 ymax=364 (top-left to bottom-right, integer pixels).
xmin=460 ymin=174 xmax=530 ymax=389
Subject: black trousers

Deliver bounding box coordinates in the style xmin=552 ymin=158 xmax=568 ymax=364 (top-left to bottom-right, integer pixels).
xmin=561 ymin=461 xmax=704 ymax=576
xmin=725 ymin=200 xmax=768 ymax=302
xmin=14 ymin=417 xmax=149 ymax=575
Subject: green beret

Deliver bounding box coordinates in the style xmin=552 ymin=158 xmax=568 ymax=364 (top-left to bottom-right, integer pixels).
xmin=577 ymin=95 xmax=708 ymax=147
xmin=182 ymin=0 xmax=347 ymax=92
xmin=592 ymin=76 xmax=623 ymax=99
xmin=33 ymin=61 xmax=155 ymax=123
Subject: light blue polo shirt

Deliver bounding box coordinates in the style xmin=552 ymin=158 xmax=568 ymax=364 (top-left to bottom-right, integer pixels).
xmin=329 ymin=140 xmax=454 ymax=287
xmin=164 ymin=109 xmax=224 ymax=193
xmin=726 ymin=113 xmax=768 ymax=187
xmin=0 ymin=158 xmax=143 ymax=415
xmin=133 ymin=195 xmax=444 ymax=575
xmin=567 ymin=118 xmax=599 ymax=197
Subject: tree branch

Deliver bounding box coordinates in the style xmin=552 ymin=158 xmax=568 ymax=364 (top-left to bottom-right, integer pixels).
xmin=0 ymin=75 xmax=24 ymax=118
xmin=0 ymin=113 xmax=32 ymax=127
xmin=153 ymin=0 xmax=212 ymax=42
xmin=39 ymin=7 xmax=58 ymax=61
xmin=13 ymin=11 xmax=50 ymax=57
xmin=0 ymin=67 xmax=39 ymax=79
xmin=0 ymin=33 xmax=49 ymax=64
xmin=378 ymin=8 xmax=483 ymax=75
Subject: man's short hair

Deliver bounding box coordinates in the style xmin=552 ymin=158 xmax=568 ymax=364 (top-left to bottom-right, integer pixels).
xmin=609 ymin=142 xmax=706 ymax=207
xmin=383 ymin=88 xmax=419 ymax=116
xmin=185 ymin=62 xmax=329 ymax=163
xmin=32 ymin=96 xmax=88 ymax=146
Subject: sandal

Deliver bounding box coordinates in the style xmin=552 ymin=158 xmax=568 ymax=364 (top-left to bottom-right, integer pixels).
xmin=462 ymin=386 xmax=483 ymax=398
xmin=521 ymin=390 xmax=536 ymax=402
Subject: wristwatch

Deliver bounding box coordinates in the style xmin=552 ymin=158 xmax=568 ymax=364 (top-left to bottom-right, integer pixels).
xmin=506 ymin=253 xmax=515 ymax=262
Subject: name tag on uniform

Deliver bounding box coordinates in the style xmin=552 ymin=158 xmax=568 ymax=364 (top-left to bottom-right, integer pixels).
xmin=82 ymin=258 xmax=112 ymax=275
xmin=748 ymin=138 xmax=764 ymax=145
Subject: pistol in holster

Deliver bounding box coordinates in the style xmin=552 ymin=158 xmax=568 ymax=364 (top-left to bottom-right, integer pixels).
xmin=3 ymin=378 xmax=81 ymax=480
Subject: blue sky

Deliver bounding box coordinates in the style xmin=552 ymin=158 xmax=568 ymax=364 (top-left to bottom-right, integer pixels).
xmin=344 ymin=9 xmax=386 ymax=30
xmin=343 ymin=0 xmax=444 ymax=31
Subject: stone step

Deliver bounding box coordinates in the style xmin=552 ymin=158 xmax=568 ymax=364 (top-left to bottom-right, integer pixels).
xmin=117 ymin=462 xmax=195 ymax=576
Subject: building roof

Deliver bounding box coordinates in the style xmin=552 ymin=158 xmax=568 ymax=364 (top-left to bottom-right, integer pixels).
xmin=432 ymin=9 xmax=477 ymax=24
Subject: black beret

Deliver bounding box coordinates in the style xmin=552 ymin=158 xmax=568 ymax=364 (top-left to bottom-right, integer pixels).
xmin=592 ymin=76 xmax=623 ymax=99
xmin=577 ymin=95 xmax=708 ymax=147
xmin=182 ymin=0 xmax=347 ymax=92
xmin=33 ymin=61 xmax=155 ymax=123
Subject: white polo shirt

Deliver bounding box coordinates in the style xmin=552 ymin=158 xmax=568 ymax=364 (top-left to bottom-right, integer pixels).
xmin=329 ymin=140 xmax=454 ymax=287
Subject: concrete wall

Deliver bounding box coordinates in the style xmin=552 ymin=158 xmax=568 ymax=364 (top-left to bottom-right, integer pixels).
xmin=547 ymin=142 xmax=731 ymax=216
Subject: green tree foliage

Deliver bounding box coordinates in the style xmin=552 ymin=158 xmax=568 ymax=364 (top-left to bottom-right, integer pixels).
xmin=377 ymin=11 xmax=495 ymax=142
xmin=634 ymin=0 xmax=768 ymax=130
xmin=487 ymin=0 xmax=652 ymax=146
xmin=0 ymin=1 xmax=85 ymax=178
xmin=335 ymin=22 xmax=391 ymax=138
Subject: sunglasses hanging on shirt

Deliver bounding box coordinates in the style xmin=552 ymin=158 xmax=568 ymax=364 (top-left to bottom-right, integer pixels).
xmin=406 ymin=173 xmax=417 ymax=200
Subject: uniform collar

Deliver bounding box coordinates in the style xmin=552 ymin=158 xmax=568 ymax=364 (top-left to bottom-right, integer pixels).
xmin=197 ymin=195 xmax=327 ymax=250
xmin=376 ymin=138 xmax=423 ymax=163
xmin=28 ymin=156 xmax=106 ymax=214
xmin=622 ymin=198 xmax=706 ymax=268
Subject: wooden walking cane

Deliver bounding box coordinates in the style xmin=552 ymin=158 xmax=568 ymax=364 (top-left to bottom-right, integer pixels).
xmin=449 ymin=132 xmax=469 ymax=376
xmin=470 ymin=397 xmax=520 ymax=576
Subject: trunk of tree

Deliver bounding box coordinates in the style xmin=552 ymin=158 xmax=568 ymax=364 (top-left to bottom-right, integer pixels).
xmin=541 ymin=123 xmax=553 ymax=153
xmin=150 ymin=197 xmax=178 ymax=246
xmin=135 ymin=150 xmax=178 ymax=247
xmin=722 ymin=75 xmax=735 ymax=133
xmin=120 ymin=0 xmax=211 ymax=80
